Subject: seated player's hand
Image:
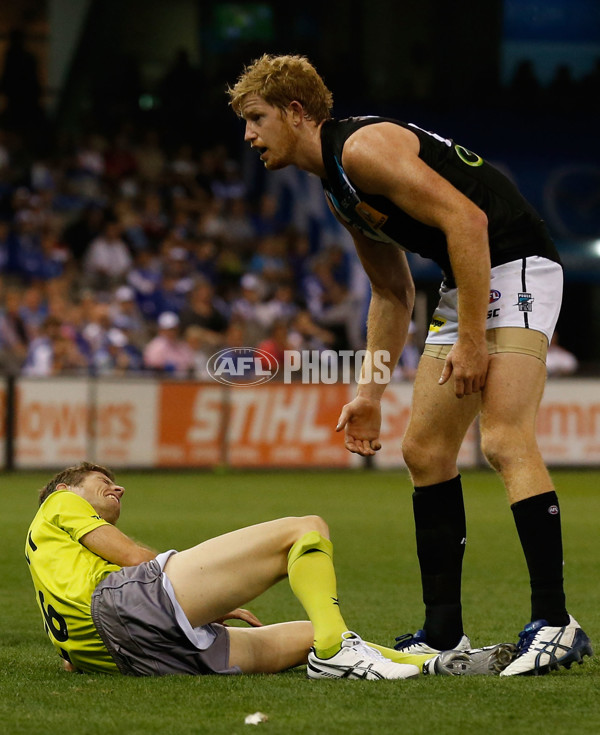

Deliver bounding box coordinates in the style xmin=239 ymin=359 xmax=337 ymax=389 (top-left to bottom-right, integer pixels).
xmin=62 ymin=659 xmax=77 ymax=673
xmin=213 ymin=608 xmax=263 ymax=627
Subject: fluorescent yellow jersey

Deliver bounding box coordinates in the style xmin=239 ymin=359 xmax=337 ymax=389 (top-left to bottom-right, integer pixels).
xmin=25 ymin=490 xmax=121 ymax=673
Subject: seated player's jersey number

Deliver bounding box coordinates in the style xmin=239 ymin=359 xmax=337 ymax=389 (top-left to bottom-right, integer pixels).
xmin=26 ymin=530 xmax=71 ymax=656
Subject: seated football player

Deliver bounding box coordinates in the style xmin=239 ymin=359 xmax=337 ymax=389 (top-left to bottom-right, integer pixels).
xmin=26 ymin=462 xmax=514 ymax=679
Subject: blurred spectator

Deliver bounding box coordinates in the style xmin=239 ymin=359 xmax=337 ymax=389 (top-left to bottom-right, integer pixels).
xmin=22 ymin=315 xmax=87 ymax=376
xmin=139 ymin=191 xmax=170 ymax=248
xmin=251 ymin=193 xmax=284 ymax=237
xmin=230 ymin=272 xmax=268 ymax=345
xmin=287 ymin=309 xmax=335 ymax=353
xmin=62 ymin=204 xmax=106 ymax=264
xmin=81 ymin=300 xmax=113 ymax=356
xmin=83 ymin=218 xmax=133 ymax=289
xmin=183 ymin=324 xmax=213 ymax=380
xmin=72 ymin=133 xmax=106 ymax=201
xmin=18 ymin=227 xmax=67 ymax=283
xmin=191 ymin=236 xmax=219 ymax=284
xmin=19 ymin=283 xmax=48 ymax=339
xmin=143 ymin=311 xmax=194 ymax=375
xmin=303 ymin=251 xmax=358 ymax=351
xmin=179 ymin=279 xmax=229 ymax=345
xmin=546 ymin=332 xmax=579 ymax=377
xmin=257 ymin=319 xmax=293 ymax=374
xmin=109 ymin=285 xmax=149 ymax=347
xmin=126 ymin=247 xmax=163 ymax=320
xmin=222 ymin=197 xmax=257 ymax=247
xmin=92 ymin=327 xmax=143 ymax=375
xmin=248 ymin=233 xmax=291 ymax=284
xmin=154 ymin=246 xmax=194 ymax=314
xmin=113 ymin=195 xmax=149 ymax=250
xmin=197 ymin=196 xmax=228 ymax=241
xmin=211 ymin=160 xmax=247 ymax=202
xmin=170 ymin=143 xmax=198 ymax=180
xmin=254 ymin=282 xmax=299 ymax=332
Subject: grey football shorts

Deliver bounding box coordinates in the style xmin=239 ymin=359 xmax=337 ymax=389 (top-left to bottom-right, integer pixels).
xmin=91 ymin=555 xmax=241 ymax=677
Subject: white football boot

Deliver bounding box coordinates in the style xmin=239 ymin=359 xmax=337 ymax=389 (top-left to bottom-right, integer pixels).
xmin=500 ymin=615 xmax=593 ymax=676
xmin=307 ymin=631 xmax=420 ymax=680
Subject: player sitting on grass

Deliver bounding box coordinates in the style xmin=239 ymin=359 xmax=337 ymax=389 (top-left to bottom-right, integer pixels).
xmin=25 ymin=462 xmax=515 ymax=679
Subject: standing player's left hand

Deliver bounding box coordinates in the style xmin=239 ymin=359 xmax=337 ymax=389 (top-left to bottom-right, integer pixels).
xmin=213 ymin=608 xmax=263 ymax=627
xmin=438 ymin=337 xmax=489 ymax=398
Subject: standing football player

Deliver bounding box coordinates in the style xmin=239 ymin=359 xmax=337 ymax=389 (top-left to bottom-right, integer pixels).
xmin=227 ymin=54 xmax=592 ymax=676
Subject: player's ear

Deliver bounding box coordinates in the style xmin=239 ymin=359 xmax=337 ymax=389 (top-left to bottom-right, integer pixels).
xmin=55 ymin=483 xmax=69 ymax=491
xmin=288 ymin=100 xmax=304 ymax=125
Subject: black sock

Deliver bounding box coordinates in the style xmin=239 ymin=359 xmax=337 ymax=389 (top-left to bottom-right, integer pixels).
xmin=413 ymin=475 xmax=466 ymax=649
xmin=511 ymin=491 xmax=569 ymax=626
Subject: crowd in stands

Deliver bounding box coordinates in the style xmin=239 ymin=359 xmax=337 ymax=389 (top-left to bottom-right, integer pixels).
xmin=1 ymin=25 xmax=590 ymax=382
xmin=0 ymin=122 xmax=404 ymax=381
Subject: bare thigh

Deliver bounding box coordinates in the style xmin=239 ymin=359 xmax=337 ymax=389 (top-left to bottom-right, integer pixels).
xmin=228 ymin=621 xmax=314 ymax=674
xmin=163 ymin=516 xmax=327 ymax=627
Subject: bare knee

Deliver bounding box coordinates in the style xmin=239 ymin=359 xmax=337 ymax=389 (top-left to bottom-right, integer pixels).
xmin=480 ymin=424 xmax=536 ymax=474
xmin=402 ymin=434 xmax=428 ymax=476
xmin=273 ymin=515 xmax=330 ymax=552
xmin=295 ymin=514 xmax=329 ymax=539
xmin=403 ymin=433 xmax=457 ymax=484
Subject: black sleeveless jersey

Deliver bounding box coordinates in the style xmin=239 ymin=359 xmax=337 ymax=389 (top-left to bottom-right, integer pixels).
xmin=320 ymin=117 xmax=561 ymax=284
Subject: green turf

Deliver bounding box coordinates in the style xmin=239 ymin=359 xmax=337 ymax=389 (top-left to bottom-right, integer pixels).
xmin=2 ymin=469 xmax=598 ymax=735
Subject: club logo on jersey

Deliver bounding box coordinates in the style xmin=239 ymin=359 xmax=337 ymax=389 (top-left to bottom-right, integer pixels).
xmin=455 ymin=145 xmax=483 ymax=167
xmin=515 ymin=292 xmax=534 ymax=312
xmin=355 ymin=201 xmax=388 ymax=230
xmin=489 ymin=289 xmax=501 ymax=303
xmin=548 ymin=505 xmax=559 ymax=515
xmin=429 ymin=315 xmax=447 ymax=332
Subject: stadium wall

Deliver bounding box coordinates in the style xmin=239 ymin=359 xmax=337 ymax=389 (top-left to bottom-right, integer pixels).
xmin=2 ymin=377 xmax=600 ymax=470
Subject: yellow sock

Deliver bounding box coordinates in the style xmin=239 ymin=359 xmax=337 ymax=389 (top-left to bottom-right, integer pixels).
xmin=366 ymin=641 xmax=432 ymax=672
xmin=288 ymin=531 xmax=347 ymax=657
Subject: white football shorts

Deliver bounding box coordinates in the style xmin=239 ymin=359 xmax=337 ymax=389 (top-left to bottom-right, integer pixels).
xmin=425 ymin=256 xmax=563 ymax=359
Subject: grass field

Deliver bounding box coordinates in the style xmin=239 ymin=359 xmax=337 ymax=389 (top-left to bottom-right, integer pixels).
xmin=2 ymin=468 xmax=598 ymax=735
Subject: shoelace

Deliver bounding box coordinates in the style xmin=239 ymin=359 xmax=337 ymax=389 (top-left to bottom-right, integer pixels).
xmin=394 ymin=632 xmax=419 ymax=648
xmin=516 ymin=626 xmax=541 ymax=653
xmin=343 ymin=632 xmax=389 ymax=662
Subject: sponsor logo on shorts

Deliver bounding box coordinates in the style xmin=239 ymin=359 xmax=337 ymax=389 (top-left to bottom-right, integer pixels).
xmin=548 ymin=505 xmax=559 ymax=515
xmin=489 ymin=289 xmax=501 ymax=303
xmin=515 ymin=292 xmax=534 ymax=312
xmin=487 ymin=308 xmax=500 ymax=319
xmin=428 ymin=316 xmax=447 ymax=332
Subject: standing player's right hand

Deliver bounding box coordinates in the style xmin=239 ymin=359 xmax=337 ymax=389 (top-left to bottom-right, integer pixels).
xmin=336 ymin=396 xmax=382 ymax=455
